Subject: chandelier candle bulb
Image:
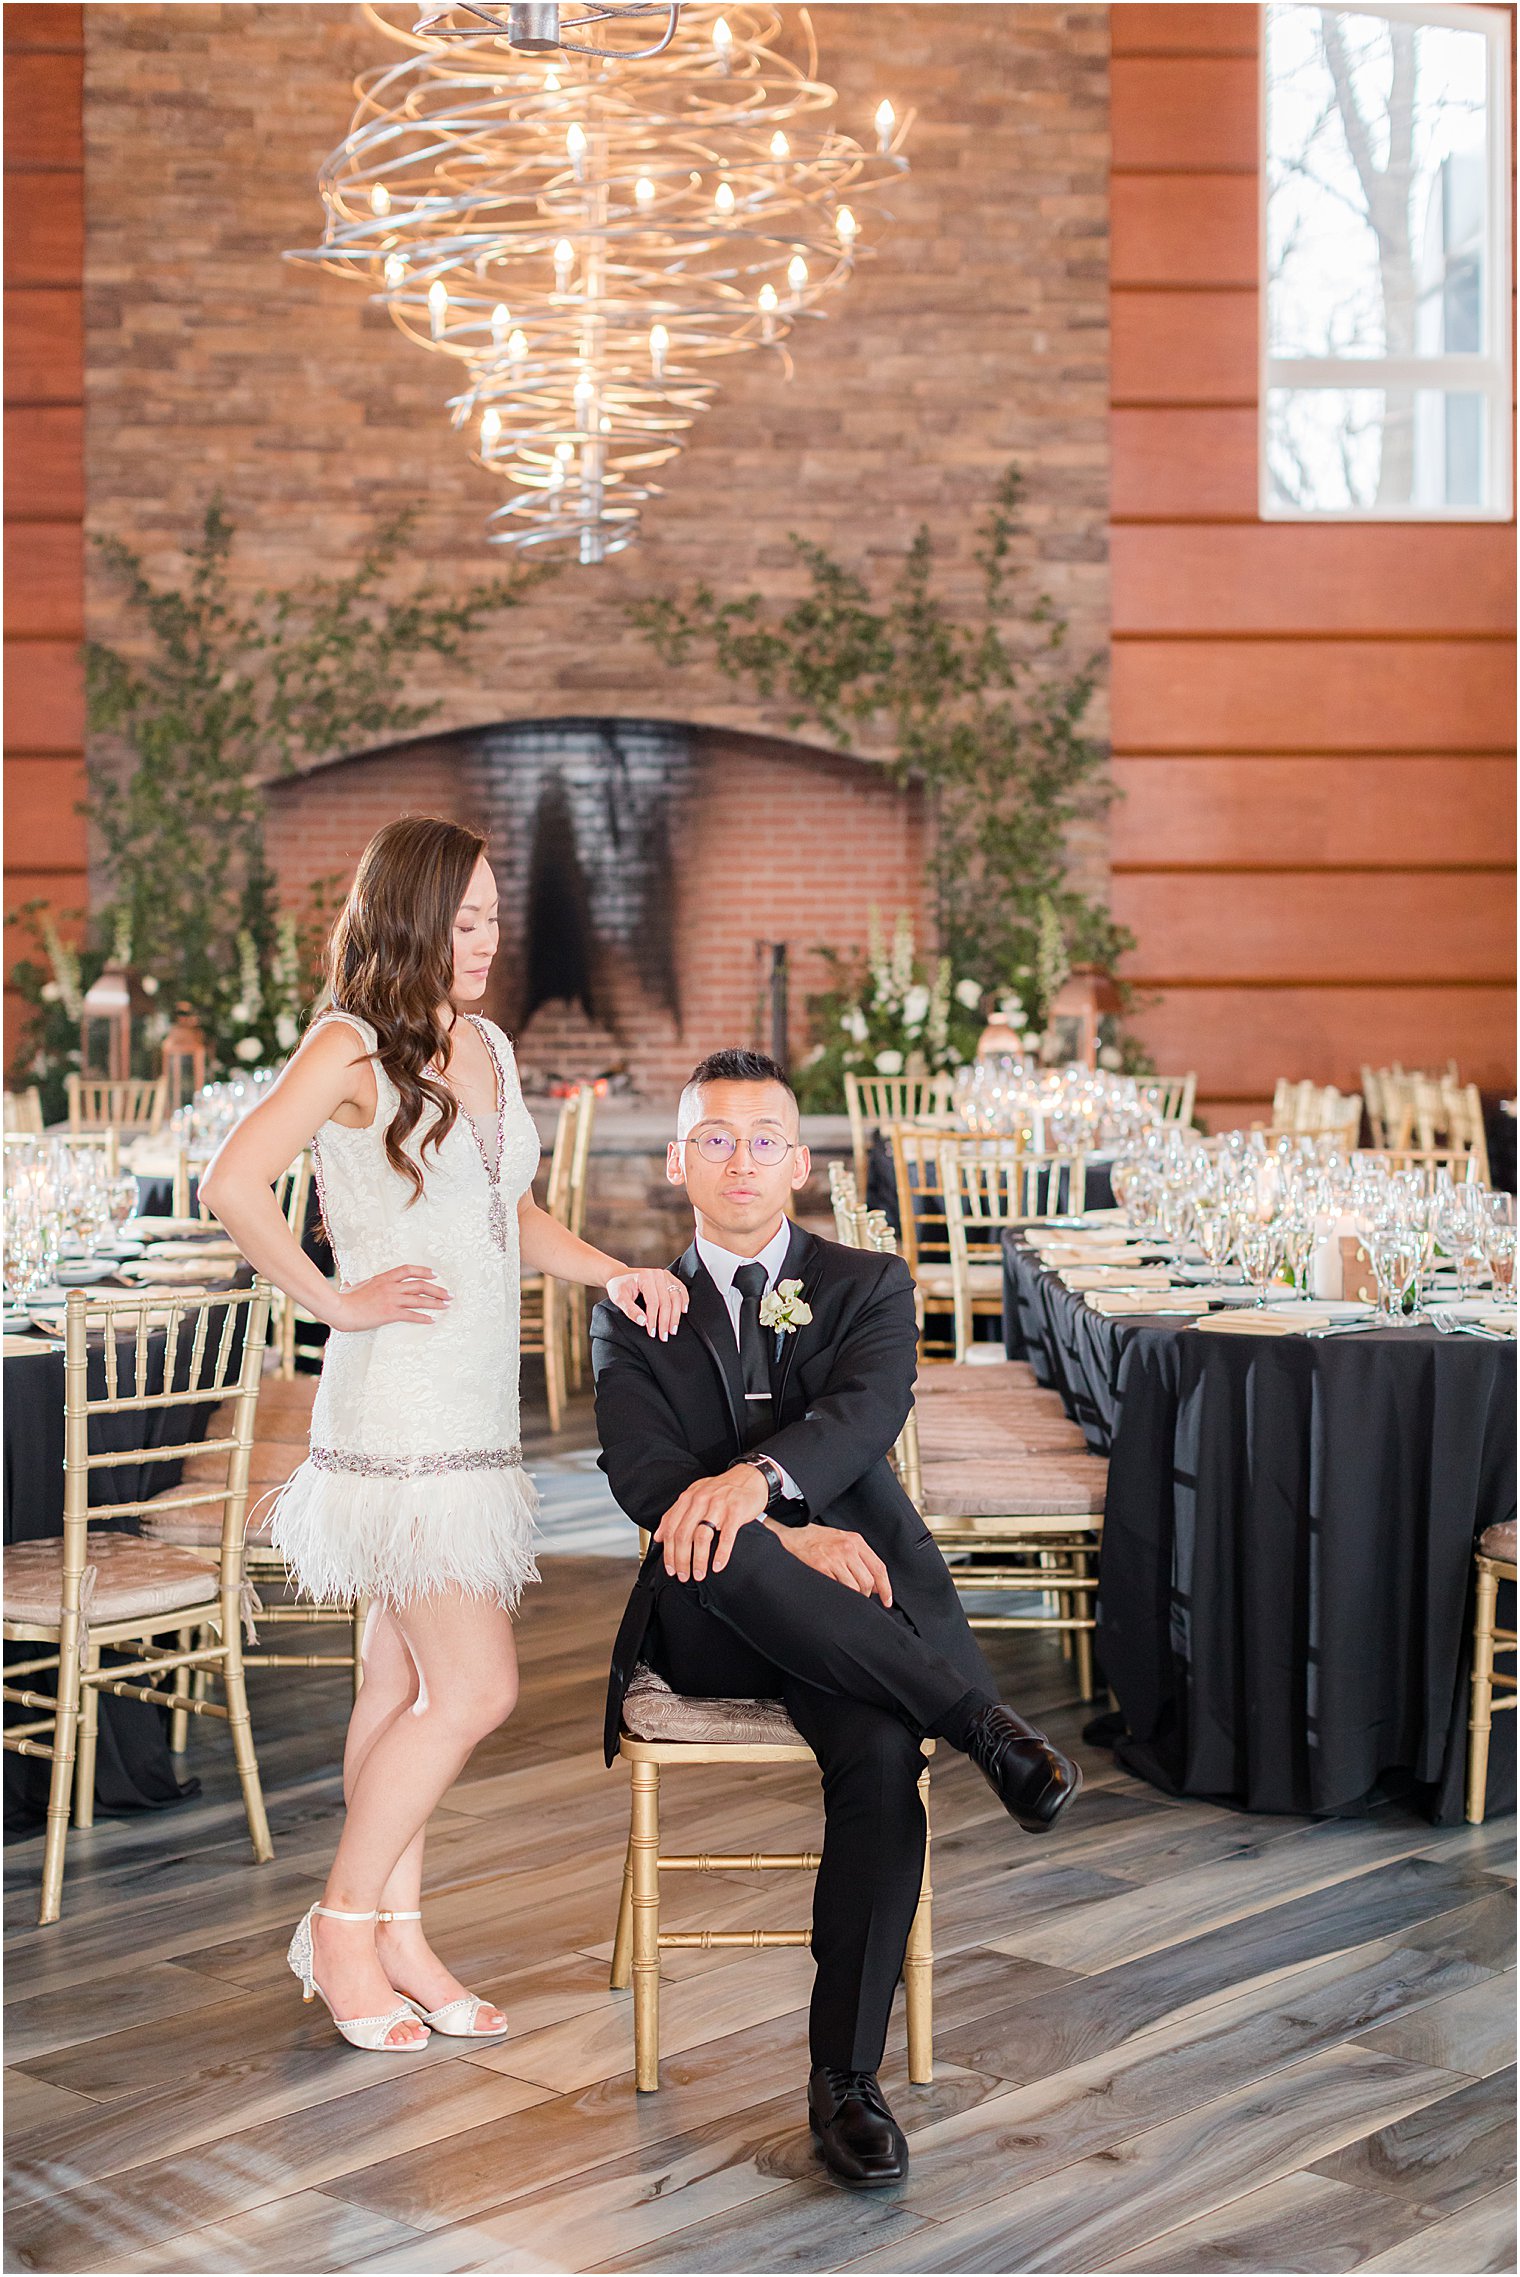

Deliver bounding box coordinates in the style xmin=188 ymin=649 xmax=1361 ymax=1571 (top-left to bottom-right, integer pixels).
xmin=291 ymin=3 xmax=911 ymax=555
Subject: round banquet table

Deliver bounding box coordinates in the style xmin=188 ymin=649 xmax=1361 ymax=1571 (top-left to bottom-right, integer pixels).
xmin=3 ymin=1322 xmax=229 ymax=1837
xmin=1003 ymin=1233 xmax=1517 ymax=1824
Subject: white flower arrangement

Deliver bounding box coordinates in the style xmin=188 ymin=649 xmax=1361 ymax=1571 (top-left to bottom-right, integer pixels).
xmin=874 ymin=1048 xmax=904 ymax=1075
xmin=758 ymin=1278 xmax=813 ymax=1334
xmin=234 ymin=1036 xmax=264 ymax=1064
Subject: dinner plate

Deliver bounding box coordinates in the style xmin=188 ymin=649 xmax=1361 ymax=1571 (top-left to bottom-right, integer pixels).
xmin=54 ymin=1260 xmax=120 ymax=1286
xmin=121 ymin=1215 xmax=216 ymax=1241
xmin=3 ymin=1334 xmax=56 ymax=1357
xmin=2 ymin=1309 xmax=34 ymax=1335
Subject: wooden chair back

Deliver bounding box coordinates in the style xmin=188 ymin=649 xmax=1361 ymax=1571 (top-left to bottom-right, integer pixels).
xmin=844 ymin=1071 xmax=956 ymax=1198
xmin=3 ymin=1087 xmax=44 ymax=1136
xmin=940 ymin=1137 xmax=1088 ymax=1363
xmin=66 ymin=1076 xmax=166 ymax=1134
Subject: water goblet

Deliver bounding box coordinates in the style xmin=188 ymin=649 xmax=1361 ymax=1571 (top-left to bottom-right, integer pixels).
xmin=1240 ymin=1222 xmax=1283 ymax=1307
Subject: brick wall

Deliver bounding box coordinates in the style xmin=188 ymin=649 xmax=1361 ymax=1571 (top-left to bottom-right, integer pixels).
xmin=81 ymin=2 xmax=1111 ymax=932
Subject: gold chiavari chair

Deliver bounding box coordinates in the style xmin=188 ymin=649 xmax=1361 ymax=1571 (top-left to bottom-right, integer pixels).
xmin=520 ymin=1092 xmax=578 ymax=1431
xmin=563 ymin=1087 xmax=599 ymax=1393
xmin=940 ymin=1137 xmax=1088 ymax=1366
xmin=1467 ymin=1521 xmax=1516 ymax=1824
xmin=1394 ymin=1076 xmax=1492 ymax=1186
xmin=886 ymin=1123 xmax=959 ymax=1352
xmin=610 ymin=1671 xmax=934 ymax=2093
xmin=1150 ymin=1073 xmax=1196 ymax=1125
xmin=65 ymin=1075 xmax=166 ymax=1134
xmin=192 ymin=1149 xmax=315 ymax=1378
xmin=141 ymin=1367 xmax=367 ymax=1711
xmin=843 ymin=1071 xmax=956 ymax=1206
xmin=2 ymin=1283 xmax=275 ymax=1922
xmin=828 ymin=1159 xmax=864 ymax=1246
xmin=863 ymin=1213 xmax=1104 ymax=1697
xmin=4 ymin=1086 xmax=44 ymax=1136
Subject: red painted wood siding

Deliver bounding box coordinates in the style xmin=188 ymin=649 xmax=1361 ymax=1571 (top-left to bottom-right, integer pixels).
xmin=3 ymin=5 xmax=87 ymax=1062
xmin=1109 ymin=4 xmax=1516 ymax=1127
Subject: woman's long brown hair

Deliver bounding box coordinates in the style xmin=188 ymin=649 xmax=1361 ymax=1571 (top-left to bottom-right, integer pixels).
xmin=325 ymin=816 xmax=489 ymax=1203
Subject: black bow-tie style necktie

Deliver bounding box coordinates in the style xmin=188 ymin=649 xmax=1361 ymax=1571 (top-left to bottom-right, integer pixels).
xmin=732 ymin=1262 xmax=775 ymax=1447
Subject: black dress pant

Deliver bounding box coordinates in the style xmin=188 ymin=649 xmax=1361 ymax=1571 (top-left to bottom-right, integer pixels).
xmin=645 ymin=1520 xmax=975 ymax=2071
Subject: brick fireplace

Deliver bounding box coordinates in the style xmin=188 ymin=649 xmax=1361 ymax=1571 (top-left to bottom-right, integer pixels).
xmin=263 ymin=718 xmax=926 ymax=1097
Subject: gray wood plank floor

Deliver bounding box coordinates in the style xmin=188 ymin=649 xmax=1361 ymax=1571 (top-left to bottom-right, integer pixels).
xmin=5 ymin=1406 xmax=1516 ymax=2275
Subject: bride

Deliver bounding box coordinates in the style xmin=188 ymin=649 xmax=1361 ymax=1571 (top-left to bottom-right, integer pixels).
xmin=200 ymin=815 xmax=686 ymax=2052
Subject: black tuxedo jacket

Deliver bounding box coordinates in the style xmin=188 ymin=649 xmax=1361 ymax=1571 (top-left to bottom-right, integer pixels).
xmin=591 ymin=1222 xmax=991 ymax=1763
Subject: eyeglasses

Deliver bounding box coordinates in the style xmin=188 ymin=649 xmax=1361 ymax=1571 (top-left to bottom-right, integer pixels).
xmin=684 ymin=1130 xmax=796 ymax=1165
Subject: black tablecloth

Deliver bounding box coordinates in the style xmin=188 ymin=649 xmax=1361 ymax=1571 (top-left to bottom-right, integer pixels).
xmin=1003 ymin=1234 xmax=1517 ymax=1823
xmin=3 ymin=1328 xmax=226 ymax=1837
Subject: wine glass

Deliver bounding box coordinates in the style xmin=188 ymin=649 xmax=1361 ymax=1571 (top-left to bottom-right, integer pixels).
xmin=1368 ymin=1223 xmax=1420 ymax=1323
xmin=1240 ymin=1222 xmax=1284 ymax=1308
xmin=1194 ymin=1201 xmax=1233 ymax=1282
xmin=1482 ymin=1223 xmax=1516 ymax=1301
xmin=1278 ymin=1211 xmax=1314 ymax=1299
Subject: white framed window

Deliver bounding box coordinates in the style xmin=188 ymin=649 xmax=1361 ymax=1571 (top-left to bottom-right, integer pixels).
xmin=1262 ymin=2 xmax=1512 ymax=519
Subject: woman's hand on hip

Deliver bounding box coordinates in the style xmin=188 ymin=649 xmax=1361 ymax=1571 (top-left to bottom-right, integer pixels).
xmin=327 ymin=1265 xmax=451 ymax=1332
xmin=606 ymin=1268 xmax=688 ymax=1341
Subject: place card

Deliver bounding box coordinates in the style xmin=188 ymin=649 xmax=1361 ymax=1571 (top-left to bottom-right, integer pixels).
xmin=1085 ymin=1291 xmax=1210 ymax=1317
xmin=1059 ymin=1266 xmax=1172 ymax=1292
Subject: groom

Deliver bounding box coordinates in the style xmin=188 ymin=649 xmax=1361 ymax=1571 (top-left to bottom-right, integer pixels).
xmin=591 ymin=1049 xmax=1079 ymax=2186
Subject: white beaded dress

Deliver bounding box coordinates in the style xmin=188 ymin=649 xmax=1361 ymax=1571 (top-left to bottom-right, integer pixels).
xmin=268 ymin=1010 xmax=541 ymax=1612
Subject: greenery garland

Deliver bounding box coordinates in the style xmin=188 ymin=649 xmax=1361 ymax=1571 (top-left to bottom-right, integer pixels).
xmin=7 ymin=503 xmax=549 ymax=1115
xmin=628 ymin=464 xmax=1135 ymax=1105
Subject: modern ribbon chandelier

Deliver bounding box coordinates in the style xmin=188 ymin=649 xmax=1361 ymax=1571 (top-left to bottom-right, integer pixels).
xmin=289 ymin=5 xmax=911 ymax=561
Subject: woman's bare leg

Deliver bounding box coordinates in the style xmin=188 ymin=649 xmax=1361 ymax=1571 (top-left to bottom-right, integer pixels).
xmin=311 ymin=1590 xmax=518 ymax=2041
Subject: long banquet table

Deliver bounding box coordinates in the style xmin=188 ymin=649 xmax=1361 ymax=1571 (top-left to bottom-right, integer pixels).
xmin=1003 ymin=1231 xmax=1517 ymax=1824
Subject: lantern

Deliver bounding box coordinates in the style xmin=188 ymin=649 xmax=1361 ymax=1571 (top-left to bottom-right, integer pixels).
xmin=79 ymin=965 xmax=152 ymax=1082
xmin=1047 ymin=965 xmax=1122 ymax=1071
xmin=160 ymin=1005 xmax=208 ymax=1115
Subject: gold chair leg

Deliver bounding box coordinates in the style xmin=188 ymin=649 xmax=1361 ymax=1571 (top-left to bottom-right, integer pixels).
xmin=168 ymin=1625 xmax=194 ymax=1754
xmin=544 ymin=1288 xmax=565 ymax=1434
xmin=40 ymin=1623 xmax=83 ymax=1925
xmin=630 ymin=1759 xmax=661 ymax=2090
xmin=220 ymin=1599 xmax=275 ymax=1864
xmin=609 ymin=1835 xmax=634 ymax=1991
xmin=568 ymin=1286 xmax=586 ymax=1392
xmin=905 ymin=1765 xmax=933 ymax=2084
xmin=1467 ymin=1559 xmax=1500 ymax=1825
xmin=1074 ymin=1551 xmax=1095 ymax=1700
xmin=73 ymin=1643 xmax=101 ymax=1829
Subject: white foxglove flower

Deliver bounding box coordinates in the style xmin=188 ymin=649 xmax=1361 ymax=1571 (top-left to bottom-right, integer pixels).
xmin=841 ymin=1007 xmax=869 ymax=1044
xmin=902 ymin=984 xmax=931 ymax=1031
xmin=40 ymin=981 xmax=61 ymax=1003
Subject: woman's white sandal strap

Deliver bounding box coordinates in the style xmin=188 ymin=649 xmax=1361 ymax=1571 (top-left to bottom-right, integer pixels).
xmin=376 ymin=1909 xmax=423 ymax=1922
xmin=312 ymin=1904 xmax=379 ymax=1921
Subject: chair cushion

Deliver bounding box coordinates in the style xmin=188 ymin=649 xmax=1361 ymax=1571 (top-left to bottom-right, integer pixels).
xmin=1479 ymin=1520 xmax=1517 ymax=1563
xmin=914 ymin=1361 xmax=1042 ymax=1394
xmin=139 ymin=1492 xmax=275 ymax=1549
xmin=621 ymin=1662 xmax=804 ymax=1746
xmin=917 ymin=1413 xmax=1088 ymax=1458
xmin=3 ymin=1533 xmax=220 ymax=1628
xmin=914 ymin=1264 xmax=1005 ymax=1300
xmin=919 ymin=1454 xmax=1107 ymax=1519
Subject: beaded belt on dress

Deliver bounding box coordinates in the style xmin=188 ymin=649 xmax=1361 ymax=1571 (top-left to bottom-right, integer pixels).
xmin=308 ymin=1447 xmax=524 ymax=1477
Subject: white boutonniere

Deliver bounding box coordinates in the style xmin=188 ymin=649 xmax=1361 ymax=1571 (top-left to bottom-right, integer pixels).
xmin=758 ymin=1278 xmax=813 ymax=1335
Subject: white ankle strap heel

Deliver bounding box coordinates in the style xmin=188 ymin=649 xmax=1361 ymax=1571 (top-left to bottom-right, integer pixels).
xmin=375 ymin=1908 xmax=509 ymax=2039
xmin=286 ymin=1905 xmax=431 ymax=2053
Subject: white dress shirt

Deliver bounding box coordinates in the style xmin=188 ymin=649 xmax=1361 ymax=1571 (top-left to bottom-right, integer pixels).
xmin=695 ymin=1220 xmax=803 ymax=1505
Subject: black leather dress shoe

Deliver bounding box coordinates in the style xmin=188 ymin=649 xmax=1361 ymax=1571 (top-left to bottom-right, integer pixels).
xmin=964 ymin=1703 xmax=1082 ymax=1832
xmin=808 ymin=2065 xmax=908 ymax=2186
